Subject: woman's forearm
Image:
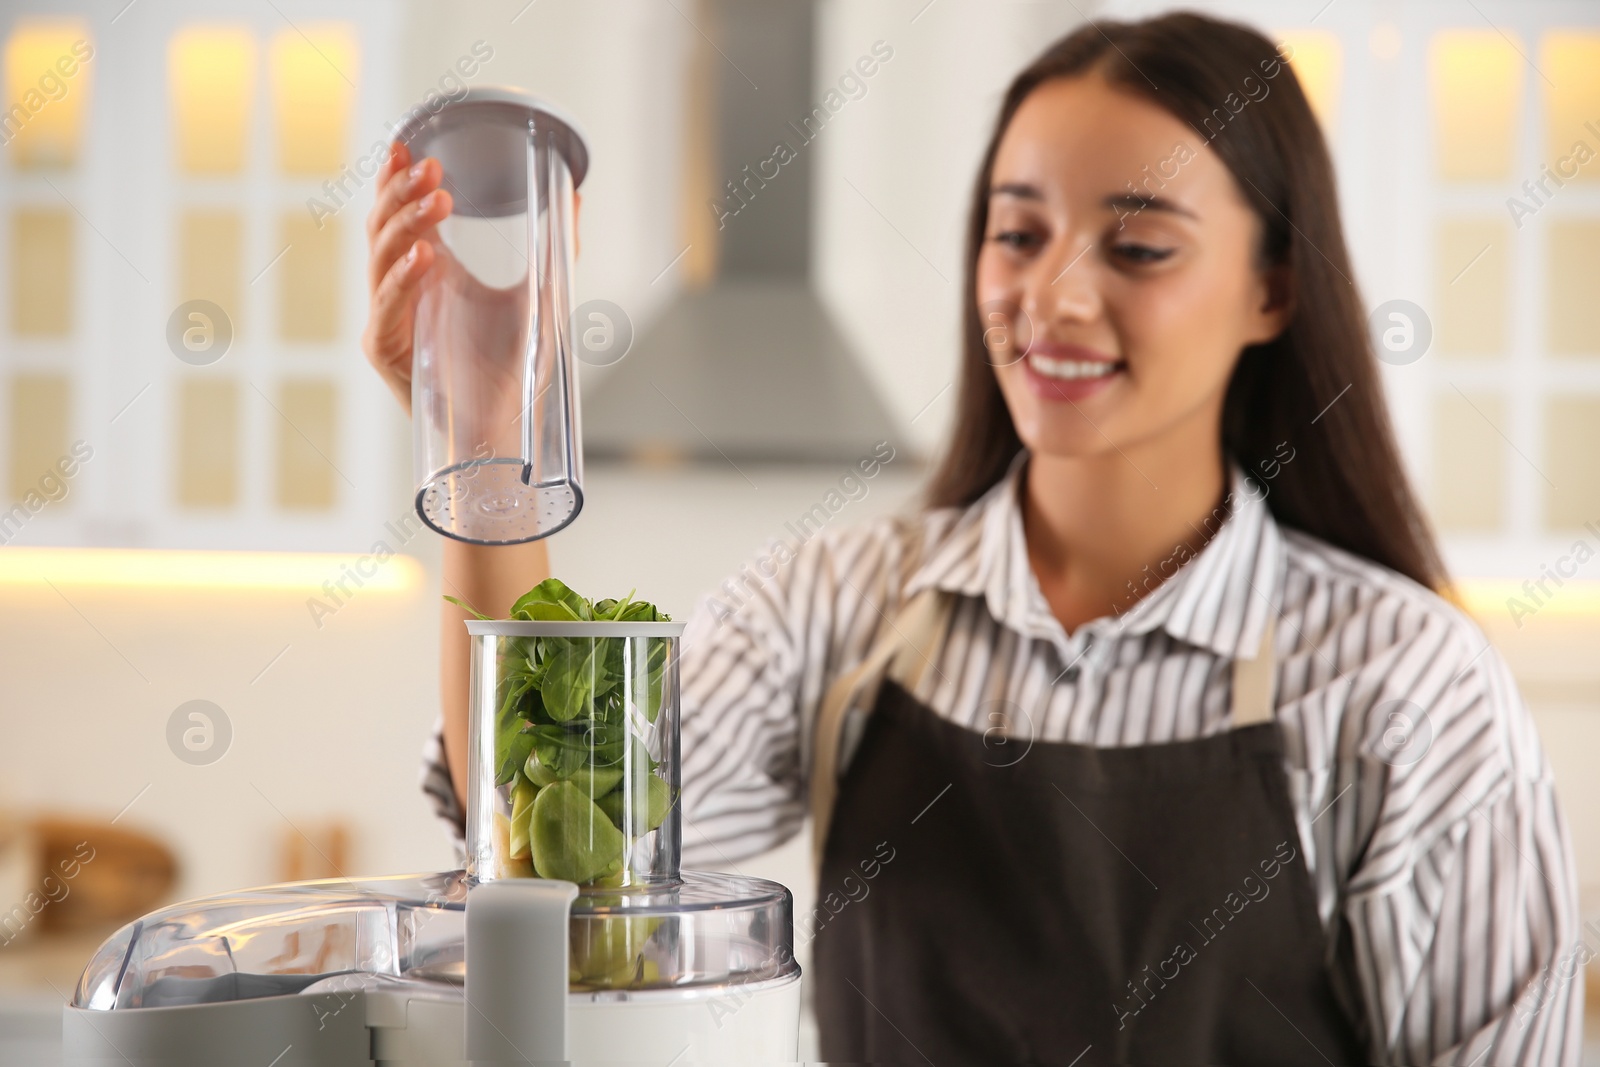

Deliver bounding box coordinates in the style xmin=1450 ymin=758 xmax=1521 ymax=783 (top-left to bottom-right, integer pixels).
xmin=439 ymin=536 xmax=550 ymax=811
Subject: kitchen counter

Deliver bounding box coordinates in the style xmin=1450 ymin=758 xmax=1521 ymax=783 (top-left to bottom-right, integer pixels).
xmin=0 ymin=928 xmax=115 ymax=1067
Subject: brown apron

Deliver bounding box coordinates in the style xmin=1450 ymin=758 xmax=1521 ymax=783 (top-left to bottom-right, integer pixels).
xmin=808 ymin=590 xmax=1369 ymax=1065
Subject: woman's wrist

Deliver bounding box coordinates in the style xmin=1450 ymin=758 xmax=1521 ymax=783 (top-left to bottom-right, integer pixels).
xmin=438 ymin=536 xmax=551 ymax=811
xmin=440 ymin=536 xmax=551 ymax=618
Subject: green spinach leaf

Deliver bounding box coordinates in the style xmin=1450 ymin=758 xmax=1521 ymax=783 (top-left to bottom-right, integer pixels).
xmin=539 ymin=637 xmax=617 ymax=722
xmin=511 ymin=578 xmax=594 ymax=622
xmin=481 ymin=580 xmax=675 ymax=883
xmin=444 ymin=594 xmax=492 ymax=620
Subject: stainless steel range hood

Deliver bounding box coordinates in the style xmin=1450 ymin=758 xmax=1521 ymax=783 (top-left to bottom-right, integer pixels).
xmin=582 ymin=0 xmax=902 ymax=464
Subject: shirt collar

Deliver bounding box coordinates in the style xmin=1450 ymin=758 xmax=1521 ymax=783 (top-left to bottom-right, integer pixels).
xmin=907 ymin=450 xmax=1283 ymax=661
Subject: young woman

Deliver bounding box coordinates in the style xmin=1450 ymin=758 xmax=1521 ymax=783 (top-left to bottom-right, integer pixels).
xmin=363 ymin=12 xmax=1580 ymax=1065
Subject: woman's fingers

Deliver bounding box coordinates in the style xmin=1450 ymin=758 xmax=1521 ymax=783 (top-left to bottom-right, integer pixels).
xmin=367 ymin=238 xmax=433 ymax=365
xmin=373 ymin=139 xmax=411 ymax=201
xmin=363 ymin=142 xmax=450 ymax=416
xmin=368 ymin=145 xmax=429 ymax=237
xmin=370 ymin=187 xmax=453 ymax=289
xmin=367 ymin=143 xmax=418 ymax=241
xmin=362 ymin=238 xmax=435 ymax=411
xmin=367 ymin=154 xmax=444 ymax=283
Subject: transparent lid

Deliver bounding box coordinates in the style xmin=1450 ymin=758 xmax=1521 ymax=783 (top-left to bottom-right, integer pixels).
xmin=395 ymin=86 xmax=589 ymax=215
xmin=72 ymin=870 xmax=796 ymax=1011
xmin=406 ymin=86 xmax=587 ymax=546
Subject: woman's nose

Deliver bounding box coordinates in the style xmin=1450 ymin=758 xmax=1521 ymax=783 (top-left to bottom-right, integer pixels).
xmin=1024 ymin=238 xmax=1101 ymax=328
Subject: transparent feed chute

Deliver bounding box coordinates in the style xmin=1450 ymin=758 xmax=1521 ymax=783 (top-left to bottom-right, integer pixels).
xmin=401 ymin=88 xmax=586 ymax=544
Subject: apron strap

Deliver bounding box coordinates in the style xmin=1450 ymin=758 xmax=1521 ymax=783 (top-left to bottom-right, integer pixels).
xmin=810 ymin=587 xmax=950 ymax=870
xmin=1229 ymin=615 xmax=1278 ymax=726
xmin=812 ymin=598 xmax=1280 ymax=868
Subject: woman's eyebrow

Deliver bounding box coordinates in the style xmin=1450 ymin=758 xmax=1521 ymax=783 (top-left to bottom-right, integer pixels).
xmin=1103 ymin=192 xmax=1198 ymax=219
xmin=989 ymin=181 xmax=1043 ymax=200
xmin=988 ymin=184 xmax=1199 ymax=221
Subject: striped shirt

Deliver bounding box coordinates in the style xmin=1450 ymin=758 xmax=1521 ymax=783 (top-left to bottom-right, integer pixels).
xmin=423 ymin=452 xmax=1582 ymax=1065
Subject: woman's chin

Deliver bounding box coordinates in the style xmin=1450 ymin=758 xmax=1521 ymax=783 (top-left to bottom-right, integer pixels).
xmin=1005 ymin=390 xmax=1125 ymax=459
xmin=1013 ymin=419 xmax=1125 ymax=462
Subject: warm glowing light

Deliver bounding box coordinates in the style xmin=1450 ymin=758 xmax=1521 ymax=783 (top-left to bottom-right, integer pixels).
xmin=0 ymin=547 xmax=424 ymax=592
xmin=1430 ymin=30 xmax=1522 ymax=181
xmin=269 ymin=24 xmax=359 ymax=175
xmin=169 ymin=25 xmax=257 ymax=174
xmin=3 ymin=21 xmax=93 ymax=168
xmin=1276 ymin=30 xmax=1341 ymax=131
xmin=1541 ymin=32 xmax=1600 ymax=184
xmin=1452 ymin=579 xmax=1600 ymax=620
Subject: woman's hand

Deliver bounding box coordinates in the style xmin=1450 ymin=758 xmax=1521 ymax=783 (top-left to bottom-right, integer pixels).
xmin=362 ymin=140 xmax=453 ymax=415
xmin=363 ymin=138 xmax=568 ymax=815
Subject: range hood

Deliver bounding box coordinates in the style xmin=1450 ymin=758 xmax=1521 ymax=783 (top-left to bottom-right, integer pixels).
xmin=582 ymin=0 xmax=902 ymax=463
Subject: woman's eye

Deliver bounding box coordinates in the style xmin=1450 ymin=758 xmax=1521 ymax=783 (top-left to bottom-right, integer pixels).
xmin=990 ymin=230 xmax=1039 ymax=251
xmin=1111 ymin=243 xmax=1175 ymax=264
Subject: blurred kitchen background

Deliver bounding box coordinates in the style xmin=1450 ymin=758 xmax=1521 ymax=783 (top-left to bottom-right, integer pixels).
xmin=2 ymin=0 xmax=1600 ymax=1059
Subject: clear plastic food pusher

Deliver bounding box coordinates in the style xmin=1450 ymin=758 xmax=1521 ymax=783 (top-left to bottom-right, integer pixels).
xmin=398 ymin=87 xmax=587 ymax=544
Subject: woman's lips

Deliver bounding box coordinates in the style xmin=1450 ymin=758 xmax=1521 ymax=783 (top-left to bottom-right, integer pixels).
xmin=1019 ymin=342 xmax=1126 ymax=402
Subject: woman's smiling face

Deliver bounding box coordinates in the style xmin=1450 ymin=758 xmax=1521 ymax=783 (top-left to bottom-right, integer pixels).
xmin=977 ymin=74 xmax=1290 ymax=461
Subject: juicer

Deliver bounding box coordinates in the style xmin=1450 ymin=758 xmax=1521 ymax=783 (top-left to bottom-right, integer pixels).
xmin=60 ymin=90 xmax=802 ymax=1065
xmin=61 ymin=868 xmax=800 ymax=1065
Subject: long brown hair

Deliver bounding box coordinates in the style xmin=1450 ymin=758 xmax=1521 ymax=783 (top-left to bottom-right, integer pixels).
xmin=925 ymin=11 xmax=1447 ymax=591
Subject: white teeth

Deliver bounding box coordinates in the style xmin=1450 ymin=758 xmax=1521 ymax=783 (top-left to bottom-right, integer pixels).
xmin=1028 ymin=353 xmax=1120 ymax=380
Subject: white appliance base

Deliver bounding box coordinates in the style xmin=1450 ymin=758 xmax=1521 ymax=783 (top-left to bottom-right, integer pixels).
xmin=62 ymin=975 xmax=802 ymax=1066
